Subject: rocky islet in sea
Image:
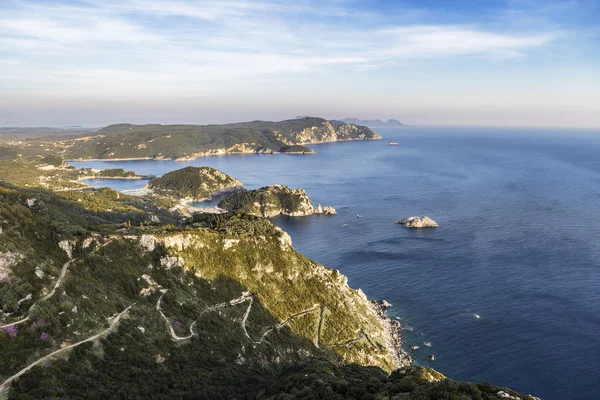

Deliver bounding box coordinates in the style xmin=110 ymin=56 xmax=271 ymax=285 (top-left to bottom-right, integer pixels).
xmin=396 ymin=216 xmax=438 ymax=228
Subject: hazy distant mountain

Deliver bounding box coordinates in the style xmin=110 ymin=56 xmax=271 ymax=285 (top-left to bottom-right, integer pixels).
xmin=341 ymin=118 xmax=404 ymax=127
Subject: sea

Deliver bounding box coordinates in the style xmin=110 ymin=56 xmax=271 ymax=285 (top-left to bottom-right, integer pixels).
xmin=71 ymin=126 xmax=600 ymax=400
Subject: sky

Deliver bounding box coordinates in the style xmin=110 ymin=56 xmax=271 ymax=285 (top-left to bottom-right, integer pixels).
xmin=0 ymin=0 xmax=599 ymax=128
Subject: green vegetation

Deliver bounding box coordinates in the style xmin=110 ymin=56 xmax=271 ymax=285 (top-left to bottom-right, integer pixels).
xmin=0 ymin=167 xmax=532 ymax=398
xmin=0 ymin=154 xmax=149 ymax=193
xmin=0 ymin=127 xmax=95 ymax=142
xmin=0 ymin=160 xmax=85 ymax=191
xmin=218 ymin=185 xmax=313 ymax=217
xmin=0 ymin=148 xmax=20 ymax=161
xmin=148 ymin=166 xmax=242 ymax=200
xmin=94 ymin=168 xmax=139 ymax=178
xmin=40 ymin=155 xmax=64 ymax=167
xmin=154 ymin=219 xmax=396 ymax=370
xmin=279 ymin=145 xmax=315 ymax=154
xmin=191 ymin=212 xmax=280 ymax=236
xmin=1 ymin=118 xmax=380 ymax=161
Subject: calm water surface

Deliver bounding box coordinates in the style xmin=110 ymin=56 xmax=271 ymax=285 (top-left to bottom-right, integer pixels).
xmin=72 ymin=127 xmax=600 ymax=400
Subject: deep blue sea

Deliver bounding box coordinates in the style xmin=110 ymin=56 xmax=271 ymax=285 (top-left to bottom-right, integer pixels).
xmin=72 ymin=126 xmax=600 ymax=400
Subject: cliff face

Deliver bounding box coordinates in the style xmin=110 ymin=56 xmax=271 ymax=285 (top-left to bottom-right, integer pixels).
xmin=147 ymin=166 xmax=243 ymax=201
xmin=173 ymin=143 xmax=276 ymax=161
xmin=291 ymin=120 xmax=382 ymax=144
xmin=218 ymin=184 xmax=318 ymax=217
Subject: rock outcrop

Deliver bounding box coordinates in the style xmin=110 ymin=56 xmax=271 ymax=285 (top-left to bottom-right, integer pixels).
xmin=396 ymin=216 xmax=438 ymax=228
xmin=174 ymin=143 xmax=276 ymax=161
xmin=0 ymin=251 xmax=19 ymax=282
xmin=371 ymin=299 xmax=411 ymax=368
xmin=219 ymin=185 xmax=337 ymax=218
xmin=147 ymin=166 xmax=242 ymax=201
xmin=314 ymin=204 xmax=337 ymax=215
xmin=292 ymin=120 xmax=382 ymax=144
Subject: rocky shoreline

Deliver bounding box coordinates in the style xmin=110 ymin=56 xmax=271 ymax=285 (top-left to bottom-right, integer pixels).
xmin=65 ymin=133 xmax=382 ymax=163
xmin=299 ymin=135 xmax=382 ymax=146
xmin=370 ymin=299 xmax=413 ymax=369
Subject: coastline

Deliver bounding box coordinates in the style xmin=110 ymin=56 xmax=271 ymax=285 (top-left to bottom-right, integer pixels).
xmin=66 ymin=136 xmax=382 ymax=163
xmin=370 ymin=300 xmax=412 ymax=369
xmin=64 ymin=136 xmax=412 ymax=369
xmin=66 ymin=157 xmax=162 ymax=162
xmin=298 ymin=135 xmax=383 ymax=146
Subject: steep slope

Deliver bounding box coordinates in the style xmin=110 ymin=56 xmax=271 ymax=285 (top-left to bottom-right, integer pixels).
xmin=0 ymin=185 xmax=535 ymax=399
xmin=147 ymin=166 xmax=242 ymax=201
xmin=146 ymin=212 xmax=404 ymax=370
xmin=0 ymin=186 xmax=400 ymax=393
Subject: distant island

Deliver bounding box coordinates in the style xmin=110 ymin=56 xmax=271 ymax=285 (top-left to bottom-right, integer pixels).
xmin=341 ymin=118 xmax=404 ymax=128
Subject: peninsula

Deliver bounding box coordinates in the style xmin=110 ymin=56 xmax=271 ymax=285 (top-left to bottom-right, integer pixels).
xmin=2 ymin=117 xmax=381 ymax=162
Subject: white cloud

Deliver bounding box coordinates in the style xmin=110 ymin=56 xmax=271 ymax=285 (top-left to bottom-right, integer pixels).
xmin=0 ymin=0 xmax=558 ymax=93
xmin=2 ymin=0 xmax=593 ymax=128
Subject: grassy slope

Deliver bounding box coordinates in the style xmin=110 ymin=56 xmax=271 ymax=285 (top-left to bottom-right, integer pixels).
xmin=157 ymin=213 xmax=396 ymax=370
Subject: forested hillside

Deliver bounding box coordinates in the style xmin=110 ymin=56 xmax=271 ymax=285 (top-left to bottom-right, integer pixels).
xmin=0 ymin=183 xmax=533 ymax=399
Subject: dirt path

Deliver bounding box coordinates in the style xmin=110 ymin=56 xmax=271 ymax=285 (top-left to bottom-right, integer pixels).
xmin=1 ymin=240 xmax=113 ymax=330
xmin=324 ymin=330 xmax=365 ymax=348
xmin=0 ymin=316 xmax=29 ymax=330
xmin=156 ymin=290 xmax=195 ymax=341
xmin=157 ymin=291 xmax=253 ymax=341
xmin=243 ymin=299 xmax=320 ymax=345
xmin=0 ymin=302 xmax=135 ymax=397
xmin=316 ymin=305 xmax=325 ymax=348
xmin=159 ymin=291 xmax=370 ymax=350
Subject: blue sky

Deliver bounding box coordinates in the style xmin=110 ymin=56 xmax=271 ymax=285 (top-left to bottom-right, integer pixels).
xmin=0 ymin=0 xmax=598 ymax=127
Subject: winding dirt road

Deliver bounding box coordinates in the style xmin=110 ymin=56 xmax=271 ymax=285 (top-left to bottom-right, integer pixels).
xmin=0 ymin=240 xmax=113 ymax=330
xmin=0 ymin=302 xmax=135 ymax=396
xmin=158 ymin=291 xmax=367 ymax=350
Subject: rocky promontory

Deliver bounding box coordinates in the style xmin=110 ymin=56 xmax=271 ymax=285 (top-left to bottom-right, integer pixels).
xmin=147 ymin=166 xmax=242 ymax=201
xmin=396 ymin=216 xmax=438 ymax=228
xmin=218 ymin=184 xmax=335 ymax=218
xmin=278 ymin=145 xmax=316 ymax=154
